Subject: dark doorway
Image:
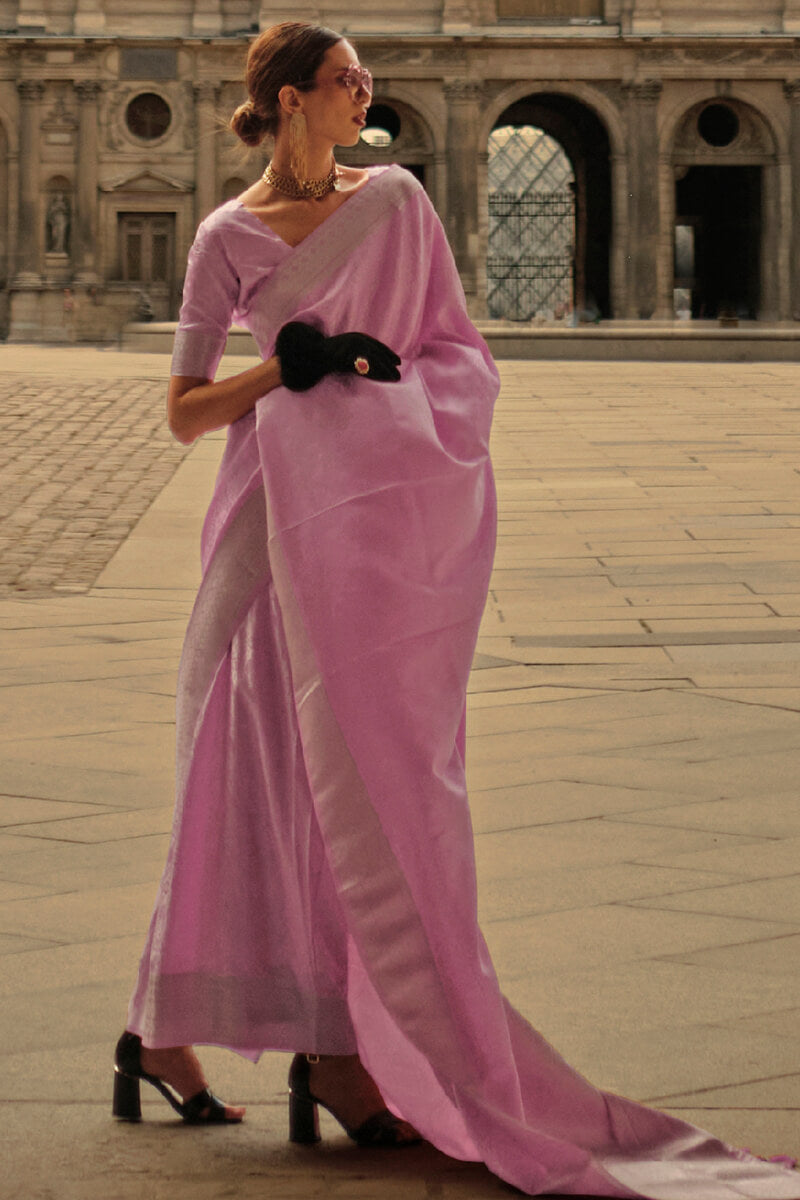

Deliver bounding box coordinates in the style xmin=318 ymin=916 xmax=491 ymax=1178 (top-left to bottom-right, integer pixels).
xmin=119 ymin=211 xmax=176 ymax=320
xmin=489 ymin=94 xmax=612 ymax=319
xmin=675 ymin=166 xmax=762 ymax=319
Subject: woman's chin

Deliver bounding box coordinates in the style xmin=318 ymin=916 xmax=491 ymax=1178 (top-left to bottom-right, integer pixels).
xmin=336 ymin=127 xmax=363 ymax=149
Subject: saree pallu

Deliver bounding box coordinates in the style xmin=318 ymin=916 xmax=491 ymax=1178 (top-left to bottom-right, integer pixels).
xmin=128 ymin=166 xmax=800 ymax=1199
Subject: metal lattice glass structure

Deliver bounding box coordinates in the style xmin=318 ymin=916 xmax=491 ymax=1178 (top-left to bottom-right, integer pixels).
xmin=487 ymin=125 xmax=575 ymax=320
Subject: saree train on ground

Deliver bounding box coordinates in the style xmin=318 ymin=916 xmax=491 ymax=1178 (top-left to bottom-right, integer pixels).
xmin=128 ymin=166 xmax=800 ymax=1200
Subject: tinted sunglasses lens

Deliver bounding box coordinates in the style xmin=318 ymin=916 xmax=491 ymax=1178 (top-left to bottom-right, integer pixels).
xmin=344 ymin=66 xmax=373 ymax=96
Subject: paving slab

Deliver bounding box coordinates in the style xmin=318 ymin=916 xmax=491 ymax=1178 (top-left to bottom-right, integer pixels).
xmin=3 ymin=353 xmax=800 ymax=1196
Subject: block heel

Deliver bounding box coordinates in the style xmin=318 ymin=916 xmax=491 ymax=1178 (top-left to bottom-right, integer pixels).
xmin=111 ymin=1031 xmax=242 ymax=1125
xmin=287 ymin=1053 xmax=420 ymax=1147
xmin=288 ymin=1084 xmax=321 ymax=1144
xmin=112 ymin=1067 xmax=142 ymax=1121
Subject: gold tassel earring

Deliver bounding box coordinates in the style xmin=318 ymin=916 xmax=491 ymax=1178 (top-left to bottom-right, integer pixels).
xmin=289 ymin=112 xmax=308 ymax=186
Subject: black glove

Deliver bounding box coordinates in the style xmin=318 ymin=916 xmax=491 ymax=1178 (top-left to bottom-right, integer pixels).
xmin=276 ymin=321 xmax=402 ymax=392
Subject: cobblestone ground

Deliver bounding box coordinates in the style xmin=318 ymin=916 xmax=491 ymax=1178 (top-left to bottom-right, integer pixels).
xmin=0 ymin=374 xmax=189 ymax=596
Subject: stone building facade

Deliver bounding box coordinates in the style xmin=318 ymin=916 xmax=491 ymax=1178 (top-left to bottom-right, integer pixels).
xmin=0 ymin=0 xmax=799 ymax=340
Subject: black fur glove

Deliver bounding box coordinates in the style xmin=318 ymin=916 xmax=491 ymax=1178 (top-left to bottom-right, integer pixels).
xmin=276 ymin=321 xmax=402 ymax=392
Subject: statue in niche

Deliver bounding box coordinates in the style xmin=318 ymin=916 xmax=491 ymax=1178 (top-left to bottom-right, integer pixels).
xmin=46 ymin=193 xmax=70 ymax=255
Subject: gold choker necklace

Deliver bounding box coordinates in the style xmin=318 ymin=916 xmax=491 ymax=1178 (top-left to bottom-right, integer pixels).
xmin=263 ymin=162 xmax=340 ymax=200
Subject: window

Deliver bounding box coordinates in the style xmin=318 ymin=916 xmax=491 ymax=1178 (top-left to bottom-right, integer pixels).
xmin=125 ymin=93 xmax=172 ymax=141
xmin=360 ymin=104 xmax=401 ymax=148
xmin=697 ymin=104 xmax=740 ymax=149
xmin=119 ymin=213 xmax=175 ymax=286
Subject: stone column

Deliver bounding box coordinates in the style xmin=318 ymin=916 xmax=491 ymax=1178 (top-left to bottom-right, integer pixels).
xmin=443 ymin=80 xmax=482 ymax=310
xmin=610 ymin=152 xmax=629 ymax=317
xmin=194 ymin=84 xmax=218 ymax=225
xmin=624 ymin=80 xmax=662 ymax=319
xmin=74 ymin=81 xmax=101 ymax=284
xmin=655 ymin=154 xmax=676 ymax=319
xmin=785 ymin=81 xmax=800 ymax=318
xmin=14 ymin=81 xmax=45 ymax=284
xmin=761 ymin=161 xmax=782 ymax=321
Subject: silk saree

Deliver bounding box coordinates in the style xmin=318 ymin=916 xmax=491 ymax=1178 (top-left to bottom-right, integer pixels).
xmin=127 ymin=165 xmax=800 ymax=1199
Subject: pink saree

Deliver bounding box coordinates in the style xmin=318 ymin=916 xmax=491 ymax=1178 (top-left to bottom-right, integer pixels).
xmin=128 ymin=165 xmax=800 ymax=1199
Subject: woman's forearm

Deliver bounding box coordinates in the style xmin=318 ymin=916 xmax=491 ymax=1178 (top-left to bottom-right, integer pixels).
xmin=168 ymin=356 xmax=283 ymax=445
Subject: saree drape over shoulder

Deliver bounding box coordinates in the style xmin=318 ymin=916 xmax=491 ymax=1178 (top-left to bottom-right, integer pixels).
xmin=128 ymin=166 xmax=800 ymax=1200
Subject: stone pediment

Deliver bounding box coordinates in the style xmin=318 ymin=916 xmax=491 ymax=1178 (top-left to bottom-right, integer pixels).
xmin=100 ymin=169 xmax=193 ymax=194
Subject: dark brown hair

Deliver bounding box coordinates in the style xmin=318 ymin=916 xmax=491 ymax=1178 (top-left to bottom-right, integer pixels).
xmin=230 ymin=22 xmax=343 ymax=146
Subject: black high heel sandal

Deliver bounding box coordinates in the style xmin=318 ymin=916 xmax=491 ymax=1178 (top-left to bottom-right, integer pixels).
xmin=112 ymin=1031 xmax=242 ymax=1124
xmin=288 ymin=1052 xmax=421 ymax=1147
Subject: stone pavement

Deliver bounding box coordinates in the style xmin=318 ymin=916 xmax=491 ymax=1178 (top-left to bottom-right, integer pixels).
xmin=0 ymin=360 xmax=189 ymax=597
xmin=2 ymin=349 xmax=800 ymax=1199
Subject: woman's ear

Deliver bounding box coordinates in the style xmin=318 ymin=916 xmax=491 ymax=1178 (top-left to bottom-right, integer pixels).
xmin=277 ymin=84 xmax=302 ymax=116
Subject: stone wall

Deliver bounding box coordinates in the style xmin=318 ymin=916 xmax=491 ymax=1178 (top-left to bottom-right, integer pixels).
xmin=0 ymin=2 xmax=799 ymax=339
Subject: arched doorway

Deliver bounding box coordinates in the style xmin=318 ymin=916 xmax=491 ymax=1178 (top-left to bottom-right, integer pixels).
xmin=487 ymin=126 xmax=574 ymax=320
xmin=487 ymin=94 xmax=612 ymax=321
xmin=671 ymin=99 xmax=778 ymax=320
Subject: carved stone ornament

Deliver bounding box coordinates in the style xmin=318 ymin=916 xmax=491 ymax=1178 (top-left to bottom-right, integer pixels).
xmin=43 ymin=90 xmax=78 ymax=130
xmin=8 ymin=45 xmax=46 ymax=66
xmin=17 ymin=80 xmax=46 ymax=102
xmin=366 ymin=44 xmax=467 ymax=69
xmin=101 ymin=86 xmax=124 ymax=150
xmin=75 ymin=80 xmax=102 ymax=104
xmin=443 ymin=79 xmax=485 ymax=104
xmin=784 ymin=80 xmax=800 ymax=103
xmin=623 ymin=79 xmax=662 ymax=104
xmin=100 ymin=168 xmax=193 ymax=194
xmin=193 ymin=82 xmax=218 ymax=105
xmin=641 ymin=43 xmax=800 ymax=69
xmin=46 ymin=192 xmax=71 ymax=255
xmin=673 ymin=99 xmax=774 ymax=160
xmin=104 ymin=86 xmax=178 ymax=151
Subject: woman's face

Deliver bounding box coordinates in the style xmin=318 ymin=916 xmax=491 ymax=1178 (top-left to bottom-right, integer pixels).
xmin=299 ymin=39 xmax=372 ymax=148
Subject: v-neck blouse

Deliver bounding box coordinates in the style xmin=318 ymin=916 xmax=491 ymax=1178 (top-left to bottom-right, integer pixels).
xmin=171 ymin=167 xmax=390 ymax=380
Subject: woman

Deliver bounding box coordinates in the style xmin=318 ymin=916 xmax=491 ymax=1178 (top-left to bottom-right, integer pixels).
xmin=114 ymin=21 xmax=800 ymax=1198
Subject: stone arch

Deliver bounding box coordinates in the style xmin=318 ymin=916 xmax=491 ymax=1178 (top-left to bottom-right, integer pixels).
xmin=664 ymin=95 xmax=782 ymax=319
xmin=483 ymin=87 xmax=617 ymax=319
xmin=661 ymin=90 xmax=782 ymax=160
xmin=480 ymin=80 xmax=626 ymax=162
xmin=339 ymin=92 xmax=437 ymax=192
xmin=476 ymin=80 xmax=627 ymax=317
xmin=372 ymin=82 xmax=446 ymax=156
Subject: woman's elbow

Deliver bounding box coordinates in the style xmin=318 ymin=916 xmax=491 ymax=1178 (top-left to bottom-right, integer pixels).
xmin=166 ymin=401 xmax=195 ymax=445
xmin=167 ymin=385 xmax=202 ymax=445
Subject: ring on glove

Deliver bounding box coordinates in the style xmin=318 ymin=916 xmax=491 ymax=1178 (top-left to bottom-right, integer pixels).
xmin=275 ymin=321 xmax=401 ymax=392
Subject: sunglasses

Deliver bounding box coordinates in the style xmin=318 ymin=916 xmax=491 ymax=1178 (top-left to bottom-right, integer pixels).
xmin=338 ymin=65 xmax=373 ymax=98
xmin=295 ymin=64 xmax=374 ymax=99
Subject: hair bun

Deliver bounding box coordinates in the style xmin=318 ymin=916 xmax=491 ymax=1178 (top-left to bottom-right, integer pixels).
xmin=230 ymin=99 xmax=268 ymax=147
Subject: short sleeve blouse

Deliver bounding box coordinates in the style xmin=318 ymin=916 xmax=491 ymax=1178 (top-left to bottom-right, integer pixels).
xmin=170 ymin=220 xmax=241 ymax=379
